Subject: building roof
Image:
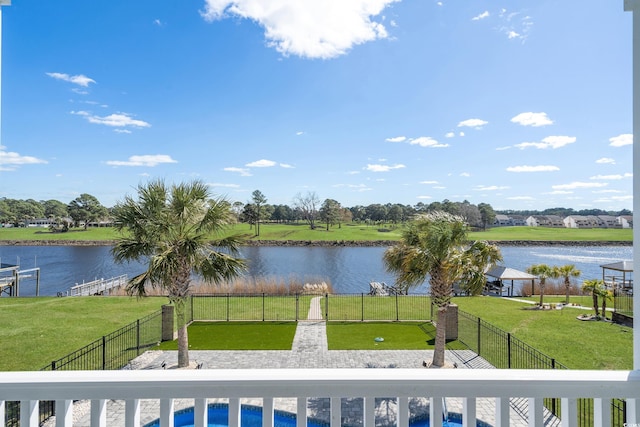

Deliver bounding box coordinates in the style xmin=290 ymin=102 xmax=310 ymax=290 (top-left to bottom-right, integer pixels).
xmin=600 ymin=261 xmax=633 ymax=272
xmin=485 ymin=265 xmax=537 ymax=281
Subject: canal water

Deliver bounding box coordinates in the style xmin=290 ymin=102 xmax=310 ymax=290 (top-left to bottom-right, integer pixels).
xmin=0 ymin=245 xmax=632 ymax=296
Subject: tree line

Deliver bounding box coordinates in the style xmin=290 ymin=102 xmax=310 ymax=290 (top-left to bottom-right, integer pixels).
xmin=0 ymin=191 xmax=633 ymax=233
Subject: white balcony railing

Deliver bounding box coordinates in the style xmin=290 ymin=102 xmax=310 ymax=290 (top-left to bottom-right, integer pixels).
xmin=1 ymin=368 xmax=639 ymax=427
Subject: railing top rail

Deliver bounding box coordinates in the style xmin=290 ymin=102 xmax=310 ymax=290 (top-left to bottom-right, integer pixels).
xmin=2 ymin=369 xmax=638 ymax=401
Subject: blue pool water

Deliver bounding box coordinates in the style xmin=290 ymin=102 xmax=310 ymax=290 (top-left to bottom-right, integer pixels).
xmin=143 ymin=404 xmax=492 ymax=427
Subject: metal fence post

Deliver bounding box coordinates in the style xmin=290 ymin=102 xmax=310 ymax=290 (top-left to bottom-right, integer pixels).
xmin=102 ymin=336 xmax=107 ymax=370
xmin=507 ymin=333 xmax=512 ymax=369
xmin=51 ymin=360 xmax=56 ymax=371
xmin=477 ymin=317 xmax=481 ymax=356
xmin=262 ymin=293 xmax=265 ymax=321
xmin=226 ymin=293 xmax=230 ymax=322
xmin=136 ymin=319 xmax=141 ymax=355
xmin=296 ymin=294 xmax=299 ymax=321
xmin=325 ymin=293 xmax=329 ymax=320
xmin=361 ymin=293 xmax=364 ymax=322
xmin=190 ymin=296 xmax=194 ymax=322
xmin=395 ymin=293 xmax=399 ymax=321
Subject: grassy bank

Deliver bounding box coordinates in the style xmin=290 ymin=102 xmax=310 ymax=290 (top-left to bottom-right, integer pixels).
xmin=2 ymin=295 xmax=631 ymax=371
xmin=0 ymin=224 xmax=632 ymax=243
xmin=0 ymin=297 xmax=166 ymax=371
xmin=453 ymin=296 xmax=632 ymax=370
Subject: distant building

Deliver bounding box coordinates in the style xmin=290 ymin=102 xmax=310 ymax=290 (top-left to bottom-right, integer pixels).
xmin=526 ymin=215 xmax=564 ymax=227
xmin=618 ymin=215 xmax=634 ymax=229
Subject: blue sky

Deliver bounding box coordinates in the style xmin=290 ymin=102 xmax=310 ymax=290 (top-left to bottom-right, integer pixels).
xmin=0 ymin=0 xmax=633 ymax=211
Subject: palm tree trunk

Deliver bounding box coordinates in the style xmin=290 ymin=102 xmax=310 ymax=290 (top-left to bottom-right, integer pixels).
xmin=538 ymin=281 xmax=545 ymax=306
xmin=592 ymin=293 xmax=599 ymax=316
xmin=565 ymin=279 xmax=570 ymax=304
xmin=432 ymin=305 xmax=448 ymax=367
xmin=175 ymin=298 xmax=190 ymax=368
xmin=602 ymin=297 xmax=607 ymax=320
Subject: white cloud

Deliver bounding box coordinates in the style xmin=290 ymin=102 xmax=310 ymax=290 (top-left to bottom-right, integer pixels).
xmin=547 ymin=190 xmax=573 ymax=195
xmin=296 ymin=131 xmax=304 ymax=136
xmin=552 ymin=182 xmax=608 ymax=190
xmin=593 ymin=190 xmax=624 ymax=194
xmin=460 ymin=172 xmax=471 ymax=177
xmin=246 ymin=159 xmax=277 ymax=167
xmin=208 ymin=183 xmax=241 ymax=188
xmin=507 ymin=196 xmax=534 ymax=200
xmin=444 ymin=132 xmax=455 ymax=138
xmin=515 ymin=136 xmax=575 ymax=150
xmin=409 ymin=136 xmax=448 ymax=148
xmin=114 ymin=129 xmax=132 ymax=134
xmin=609 ymin=133 xmax=633 ymax=147
xmin=589 ymin=173 xmax=632 ymax=180
xmin=200 ymin=0 xmax=399 ymax=59
xmin=47 ymin=72 xmax=96 ymax=87
xmin=386 ymin=136 xmax=407 ymax=143
xmin=506 ymin=165 xmax=559 ymax=172
xmin=457 ymin=118 xmax=488 ymax=128
xmin=497 ymin=9 xmax=533 ymax=42
xmin=279 ymin=163 xmax=295 ymax=168
xmin=72 ymin=111 xmax=151 ymax=129
xmin=472 ymin=11 xmax=489 ymax=21
xmin=154 ymin=19 xmax=164 ymax=26
xmin=459 ymin=131 xmax=465 ymax=137
xmin=495 ymin=146 xmax=511 ymax=151
xmin=224 ymin=167 xmax=252 ymax=176
xmin=420 ymin=180 xmax=439 ymax=184
xmin=365 ymin=163 xmax=405 ymax=172
xmin=0 ymin=147 xmax=48 ymax=171
xmin=106 ymin=154 xmax=177 ymax=167
xmin=510 ymin=112 xmax=553 ymax=127
xmin=417 ymin=195 xmax=432 ymax=199
xmin=596 ymin=157 xmax=615 ymax=164
xmin=474 ymin=185 xmax=509 ymax=191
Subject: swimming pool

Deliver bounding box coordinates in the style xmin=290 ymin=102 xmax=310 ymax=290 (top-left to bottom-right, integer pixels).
xmin=143 ymin=403 xmax=494 ymax=427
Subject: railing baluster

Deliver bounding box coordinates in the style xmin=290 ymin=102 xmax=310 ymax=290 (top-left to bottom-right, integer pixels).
xmin=495 ymin=397 xmax=510 ymax=427
xmin=330 ymin=397 xmax=341 ymax=427
xmin=228 ymin=398 xmax=241 ymax=427
xmin=55 ymin=400 xmax=73 ymax=427
xmin=160 ymin=398 xmax=174 ymax=427
xmin=0 ymin=400 xmax=4 ymax=427
xmin=296 ymin=397 xmax=307 ymax=427
xmin=20 ymin=400 xmax=38 ymax=427
xmin=262 ymin=397 xmax=274 ymax=427
xmin=462 ymin=397 xmax=476 ymax=427
xmin=194 ymin=398 xmax=207 ymax=427
xmin=90 ymin=399 xmax=107 ymax=427
xmin=527 ymin=397 xmax=543 ymax=427
xmin=560 ymin=398 xmax=577 ymax=427
xmin=125 ymin=399 xmax=140 ymax=427
xmin=592 ymin=398 xmax=610 ymax=427
xmin=627 ymin=399 xmax=639 ymax=424
xmin=397 ymin=396 xmax=409 ymax=427
xmin=363 ymin=397 xmax=374 ymax=427
xmin=430 ymin=397 xmax=443 ymax=427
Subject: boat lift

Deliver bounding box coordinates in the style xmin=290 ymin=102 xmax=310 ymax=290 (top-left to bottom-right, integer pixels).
xmin=0 ymin=262 xmax=41 ymax=296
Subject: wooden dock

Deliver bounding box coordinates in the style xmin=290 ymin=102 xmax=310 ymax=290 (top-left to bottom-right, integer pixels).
xmin=67 ymin=275 xmax=128 ymax=296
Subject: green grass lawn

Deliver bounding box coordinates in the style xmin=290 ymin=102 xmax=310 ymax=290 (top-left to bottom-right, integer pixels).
xmin=157 ymin=321 xmax=297 ymax=350
xmin=0 ymin=223 xmax=631 ymax=243
xmin=452 ymin=296 xmax=632 ymax=370
xmin=0 ymin=297 xmax=167 ymax=371
xmin=327 ymin=321 xmax=466 ymax=350
xmin=468 ymin=226 xmax=632 ymax=241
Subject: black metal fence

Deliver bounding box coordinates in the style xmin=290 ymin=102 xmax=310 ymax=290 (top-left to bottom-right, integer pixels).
xmin=4 ymin=310 xmax=163 ymax=426
xmin=323 ymin=294 xmax=432 ymax=321
xmin=457 ymin=309 xmax=626 ymax=426
xmin=614 ymin=294 xmax=633 ymax=317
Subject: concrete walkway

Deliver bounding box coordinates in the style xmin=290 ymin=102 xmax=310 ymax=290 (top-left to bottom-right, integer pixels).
xmin=66 ymin=297 xmax=560 ymax=427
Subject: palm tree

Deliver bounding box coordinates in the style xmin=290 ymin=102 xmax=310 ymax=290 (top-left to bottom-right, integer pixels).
xmin=383 ymin=211 xmax=502 ymax=367
xmin=526 ymin=264 xmax=553 ymax=306
xmin=112 ymin=180 xmax=246 ymax=368
xmin=551 ymin=264 xmax=581 ymax=304
xmin=582 ymin=279 xmax=605 ymax=317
